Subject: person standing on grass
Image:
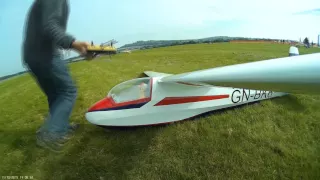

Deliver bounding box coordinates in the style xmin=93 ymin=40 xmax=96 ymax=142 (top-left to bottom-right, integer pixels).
xmin=22 ymin=0 xmax=90 ymax=152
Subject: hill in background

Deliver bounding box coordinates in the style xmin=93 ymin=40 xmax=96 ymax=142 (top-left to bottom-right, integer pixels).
xmin=118 ymin=36 xmax=296 ymax=51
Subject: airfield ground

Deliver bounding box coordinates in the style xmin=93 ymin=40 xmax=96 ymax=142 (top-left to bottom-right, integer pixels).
xmin=0 ymin=43 xmax=320 ymax=179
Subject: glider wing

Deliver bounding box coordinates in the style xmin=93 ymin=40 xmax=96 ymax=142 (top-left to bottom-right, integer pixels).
xmin=159 ymin=53 xmax=320 ymax=94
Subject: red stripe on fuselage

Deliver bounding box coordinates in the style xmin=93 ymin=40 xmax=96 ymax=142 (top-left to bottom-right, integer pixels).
xmin=154 ymin=95 xmax=229 ymax=106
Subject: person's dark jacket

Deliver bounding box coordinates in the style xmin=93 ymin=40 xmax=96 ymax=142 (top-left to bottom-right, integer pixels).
xmin=22 ymin=0 xmax=75 ymax=64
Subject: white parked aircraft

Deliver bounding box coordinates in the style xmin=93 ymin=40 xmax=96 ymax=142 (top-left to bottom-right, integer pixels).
xmin=85 ymin=47 xmax=320 ymax=127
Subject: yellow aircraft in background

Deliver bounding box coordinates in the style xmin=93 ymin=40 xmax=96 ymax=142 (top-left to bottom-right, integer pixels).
xmin=86 ymin=39 xmax=117 ymax=58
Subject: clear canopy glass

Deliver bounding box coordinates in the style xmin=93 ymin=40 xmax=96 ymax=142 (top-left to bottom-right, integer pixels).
xmin=107 ymin=77 xmax=152 ymax=103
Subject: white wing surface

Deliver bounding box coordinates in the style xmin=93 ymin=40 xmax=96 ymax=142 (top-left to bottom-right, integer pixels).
xmin=158 ymin=53 xmax=320 ymax=94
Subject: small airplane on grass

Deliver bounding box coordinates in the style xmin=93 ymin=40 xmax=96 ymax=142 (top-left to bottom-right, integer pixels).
xmin=85 ymin=46 xmax=320 ymax=128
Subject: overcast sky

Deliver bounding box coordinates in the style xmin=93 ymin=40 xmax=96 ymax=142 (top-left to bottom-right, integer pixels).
xmin=0 ymin=0 xmax=319 ymax=76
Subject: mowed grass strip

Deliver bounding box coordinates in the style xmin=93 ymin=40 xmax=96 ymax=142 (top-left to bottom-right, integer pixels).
xmin=0 ymin=43 xmax=320 ymax=180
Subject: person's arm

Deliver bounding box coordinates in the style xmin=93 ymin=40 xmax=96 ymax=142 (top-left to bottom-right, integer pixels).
xmin=40 ymin=0 xmax=75 ymax=49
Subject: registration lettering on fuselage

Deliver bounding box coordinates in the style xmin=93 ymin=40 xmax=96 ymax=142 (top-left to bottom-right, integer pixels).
xmin=231 ymin=89 xmax=273 ymax=103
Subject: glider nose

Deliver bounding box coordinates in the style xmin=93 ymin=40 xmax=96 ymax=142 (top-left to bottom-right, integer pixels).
xmin=88 ymin=97 xmax=113 ymax=112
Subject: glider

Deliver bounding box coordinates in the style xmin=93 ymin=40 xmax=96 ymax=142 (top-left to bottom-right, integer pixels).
xmin=85 ymin=46 xmax=320 ymax=127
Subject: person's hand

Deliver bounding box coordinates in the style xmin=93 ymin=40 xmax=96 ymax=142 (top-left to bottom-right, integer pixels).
xmin=71 ymin=41 xmax=90 ymax=55
xmin=85 ymin=52 xmax=97 ymax=61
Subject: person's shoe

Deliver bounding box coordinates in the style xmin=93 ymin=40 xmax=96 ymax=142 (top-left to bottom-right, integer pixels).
xmin=68 ymin=123 xmax=79 ymax=133
xmin=56 ymin=123 xmax=80 ymax=144
xmin=56 ymin=135 xmax=71 ymax=144
xmin=36 ymin=132 xmax=64 ymax=153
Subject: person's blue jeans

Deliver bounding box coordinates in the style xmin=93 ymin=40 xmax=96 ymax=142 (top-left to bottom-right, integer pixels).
xmin=26 ymin=57 xmax=77 ymax=137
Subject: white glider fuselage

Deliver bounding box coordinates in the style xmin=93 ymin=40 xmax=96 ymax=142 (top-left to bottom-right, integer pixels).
xmin=85 ymin=48 xmax=320 ymax=127
xmin=85 ymin=77 xmax=287 ymax=127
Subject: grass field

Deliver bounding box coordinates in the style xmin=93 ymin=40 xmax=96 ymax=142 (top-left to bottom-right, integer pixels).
xmin=1 ymin=43 xmax=320 ymax=180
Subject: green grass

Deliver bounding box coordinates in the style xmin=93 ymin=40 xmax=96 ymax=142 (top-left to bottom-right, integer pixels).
xmin=1 ymin=43 xmax=320 ymax=180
